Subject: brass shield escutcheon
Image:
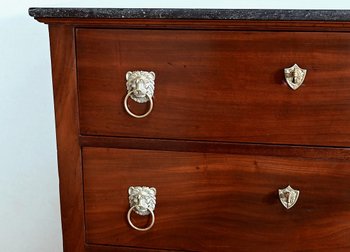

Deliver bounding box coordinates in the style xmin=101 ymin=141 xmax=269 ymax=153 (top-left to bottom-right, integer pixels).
xmin=279 ymin=185 xmax=300 ymax=209
xmin=284 ymin=64 xmax=307 ymax=90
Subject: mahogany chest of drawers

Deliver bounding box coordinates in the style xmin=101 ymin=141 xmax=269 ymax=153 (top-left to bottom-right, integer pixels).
xmin=30 ymin=8 xmax=350 ymax=252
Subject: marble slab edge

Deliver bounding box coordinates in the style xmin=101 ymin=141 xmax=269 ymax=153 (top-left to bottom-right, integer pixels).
xmin=28 ymin=8 xmax=350 ymax=21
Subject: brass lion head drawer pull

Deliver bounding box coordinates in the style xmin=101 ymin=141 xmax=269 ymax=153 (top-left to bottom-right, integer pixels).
xmin=284 ymin=64 xmax=307 ymax=90
xmin=127 ymin=186 xmax=157 ymax=231
xmin=124 ymin=71 xmax=155 ymax=119
xmin=278 ymin=185 xmax=300 ymax=209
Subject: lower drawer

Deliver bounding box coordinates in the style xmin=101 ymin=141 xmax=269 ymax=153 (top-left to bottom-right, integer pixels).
xmin=83 ymin=147 xmax=350 ymax=251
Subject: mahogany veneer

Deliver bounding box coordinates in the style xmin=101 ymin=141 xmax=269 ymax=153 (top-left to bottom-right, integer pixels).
xmin=83 ymin=147 xmax=350 ymax=251
xmin=77 ymin=29 xmax=350 ymax=147
xmin=31 ymin=8 xmax=350 ymax=252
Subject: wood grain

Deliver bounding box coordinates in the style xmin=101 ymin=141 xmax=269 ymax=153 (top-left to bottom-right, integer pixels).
xmin=85 ymin=244 xmax=182 ymax=252
xmin=35 ymin=18 xmax=350 ymax=32
xmin=77 ymin=29 xmax=350 ymax=147
xmin=80 ymin=135 xmax=350 ymax=160
xmin=83 ymin=147 xmax=350 ymax=252
xmin=49 ymin=25 xmax=85 ymax=252
xmin=33 ymin=16 xmax=350 ymax=252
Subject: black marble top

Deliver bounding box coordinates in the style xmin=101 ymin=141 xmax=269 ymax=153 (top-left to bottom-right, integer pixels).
xmin=28 ymin=8 xmax=350 ymax=21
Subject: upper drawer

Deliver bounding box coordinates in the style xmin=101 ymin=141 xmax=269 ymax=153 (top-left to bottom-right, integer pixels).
xmin=77 ymin=29 xmax=350 ymax=146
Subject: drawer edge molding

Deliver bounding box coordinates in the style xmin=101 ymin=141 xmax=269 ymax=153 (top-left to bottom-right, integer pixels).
xmin=85 ymin=244 xmax=184 ymax=252
xmin=79 ymin=135 xmax=350 ymax=160
xmin=32 ymin=17 xmax=350 ymax=32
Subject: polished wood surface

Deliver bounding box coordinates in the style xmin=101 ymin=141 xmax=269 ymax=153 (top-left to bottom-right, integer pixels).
xmin=77 ymin=29 xmax=350 ymax=147
xmin=36 ymin=18 xmax=350 ymax=32
xmin=85 ymin=244 xmax=180 ymax=252
xmin=49 ymin=25 xmax=85 ymax=252
xmin=83 ymin=147 xmax=350 ymax=252
xmin=31 ymin=14 xmax=350 ymax=251
xmin=80 ymin=135 xmax=350 ymax=160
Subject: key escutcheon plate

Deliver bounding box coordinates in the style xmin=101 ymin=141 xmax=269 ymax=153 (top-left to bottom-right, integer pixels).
xmin=284 ymin=64 xmax=307 ymax=90
xmin=278 ymin=185 xmax=300 ymax=209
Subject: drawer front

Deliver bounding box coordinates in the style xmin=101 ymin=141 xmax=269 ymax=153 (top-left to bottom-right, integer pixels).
xmin=77 ymin=29 xmax=350 ymax=147
xmin=83 ymin=147 xmax=350 ymax=251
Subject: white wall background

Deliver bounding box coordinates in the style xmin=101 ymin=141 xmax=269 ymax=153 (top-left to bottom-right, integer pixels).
xmin=1 ymin=1 xmax=350 ymax=251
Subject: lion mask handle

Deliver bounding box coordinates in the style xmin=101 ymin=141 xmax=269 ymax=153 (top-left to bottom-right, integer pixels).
xmin=124 ymin=70 xmax=155 ymax=119
xmin=127 ymin=186 xmax=157 ymax=231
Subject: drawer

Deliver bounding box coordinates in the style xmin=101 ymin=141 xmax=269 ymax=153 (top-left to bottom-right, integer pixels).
xmin=77 ymin=29 xmax=350 ymax=147
xmin=83 ymin=147 xmax=350 ymax=251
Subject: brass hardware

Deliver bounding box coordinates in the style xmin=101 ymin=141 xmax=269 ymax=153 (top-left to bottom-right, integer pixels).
xmin=127 ymin=186 xmax=156 ymax=231
xmin=278 ymin=185 xmax=300 ymax=209
xmin=284 ymin=64 xmax=307 ymax=90
xmin=124 ymin=71 xmax=155 ymax=118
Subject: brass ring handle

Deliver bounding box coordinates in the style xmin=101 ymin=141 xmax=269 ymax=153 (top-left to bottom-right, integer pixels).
xmin=278 ymin=185 xmax=300 ymax=209
xmin=124 ymin=91 xmax=153 ymax=119
xmin=127 ymin=205 xmax=155 ymax=231
xmin=124 ymin=70 xmax=155 ymax=119
xmin=127 ymin=186 xmax=157 ymax=231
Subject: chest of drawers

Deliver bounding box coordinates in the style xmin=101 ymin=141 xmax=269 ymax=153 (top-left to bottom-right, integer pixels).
xmin=30 ymin=8 xmax=350 ymax=252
